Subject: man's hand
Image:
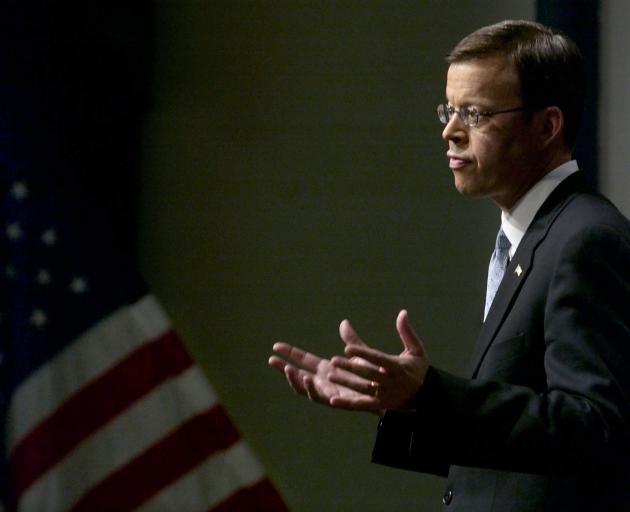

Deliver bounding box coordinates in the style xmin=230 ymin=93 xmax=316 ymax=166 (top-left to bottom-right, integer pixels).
xmin=268 ymin=343 xmax=375 ymax=409
xmin=268 ymin=309 xmax=429 ymax=415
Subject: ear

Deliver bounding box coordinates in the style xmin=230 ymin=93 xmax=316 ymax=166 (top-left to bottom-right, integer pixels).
xmin=537 ymin=106 xmax=564 ymax=149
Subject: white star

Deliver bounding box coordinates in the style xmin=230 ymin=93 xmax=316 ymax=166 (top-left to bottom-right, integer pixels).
xmin=6 ymin=222 xmax=23 ymax=240
xmin=36 ymin=269 xmax=52 ymax=285
xmin=41 ymin=229 xmax=57 ymax=246
xmin=11 ymin=181 xmax=29 ymax=200
xmin=30 ymin=309 xmax=48 ymax=328
xmin=69 ymin=276 xmax=89 ymax=294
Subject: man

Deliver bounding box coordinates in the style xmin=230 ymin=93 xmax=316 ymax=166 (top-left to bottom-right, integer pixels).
xmin=269 ymin=20 xmax=630 ymax=510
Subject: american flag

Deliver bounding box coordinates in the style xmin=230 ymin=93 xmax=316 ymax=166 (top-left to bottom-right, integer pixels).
xmin=0 ymin=107 xmax=287 ymax=511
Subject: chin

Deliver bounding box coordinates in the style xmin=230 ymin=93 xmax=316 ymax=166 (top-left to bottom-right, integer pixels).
xmin=453 ymin=176 xmax=478 ymax=197
xmin=452 ymin=170 xmax=490 ymax=198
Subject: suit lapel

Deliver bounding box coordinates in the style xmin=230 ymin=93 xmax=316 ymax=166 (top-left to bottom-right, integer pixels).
xmin=467 ymin=172 xmax=588 ymax=378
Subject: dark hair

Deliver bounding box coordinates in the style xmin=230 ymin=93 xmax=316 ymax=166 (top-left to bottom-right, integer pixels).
xmin=447 ymin=20 xmax=584 ymax=149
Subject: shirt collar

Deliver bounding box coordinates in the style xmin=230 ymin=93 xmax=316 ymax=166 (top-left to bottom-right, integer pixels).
xmin=501 ymin=160 xmax=579 ymax=258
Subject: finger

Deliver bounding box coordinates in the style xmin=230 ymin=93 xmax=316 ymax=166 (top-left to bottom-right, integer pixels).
xmin=303 ymin=375 xmax=329 ymax=404
xmin=302 ymin=375 xmax=315 ymax=401
xmin=327 ymin=366 xmax=377 ymax=396
xmin=396 ymin=310 xmax=426 ymax=355
xmin=268 ymin=355 xmax=288 ymax=374
xmin=270 ymin=356 xmax=307 ymax=389
xmin=330 ymin=355 xmax=382 ymax=381
xmin=339 ymin=319 xmax=367 ymax=347
xmin=273 ymin=342 xmax=323 ymax=372
xmin=284 ymin=365 xmax=308 ymax=395
xmin=343 ymin=344 xmax=395 ymax=371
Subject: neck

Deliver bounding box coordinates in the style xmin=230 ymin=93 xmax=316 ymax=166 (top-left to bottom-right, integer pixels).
xmin=495 ymin=149 xmax=572 ymax=212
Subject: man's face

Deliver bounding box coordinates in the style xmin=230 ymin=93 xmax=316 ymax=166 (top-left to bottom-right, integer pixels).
xmin=443 ymin=56 xmax=540 ymax=211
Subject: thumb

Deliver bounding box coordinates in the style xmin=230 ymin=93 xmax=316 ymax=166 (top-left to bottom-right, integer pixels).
xmin=396 ymin=309 xmax=425 ymax=355
xmin=339 ymin=319 xmax=366 ymax=347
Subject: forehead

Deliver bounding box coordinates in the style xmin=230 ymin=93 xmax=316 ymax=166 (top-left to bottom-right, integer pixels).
xmin=445 ymin=56 xmax=521 ymax=106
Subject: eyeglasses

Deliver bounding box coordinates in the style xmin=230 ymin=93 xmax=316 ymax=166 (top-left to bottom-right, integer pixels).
xmin=437 ymin=103 xmax=533 ymax=127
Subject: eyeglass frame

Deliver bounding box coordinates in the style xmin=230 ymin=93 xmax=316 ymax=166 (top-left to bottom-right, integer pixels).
xmin=437 ymin=103 xmax=541 ymax=128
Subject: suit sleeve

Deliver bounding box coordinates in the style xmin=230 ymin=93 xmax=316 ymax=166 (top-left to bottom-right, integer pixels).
xmin=373 ymin=223 xmax=630 ymax=475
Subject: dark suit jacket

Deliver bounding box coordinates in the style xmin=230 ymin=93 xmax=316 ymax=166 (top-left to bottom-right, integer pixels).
xmin=372 ymin=173 xmax=630 ymax=511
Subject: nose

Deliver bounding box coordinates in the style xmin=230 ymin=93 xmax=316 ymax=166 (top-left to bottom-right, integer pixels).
xmin=441 ymin=115 xmax=468 ymax=146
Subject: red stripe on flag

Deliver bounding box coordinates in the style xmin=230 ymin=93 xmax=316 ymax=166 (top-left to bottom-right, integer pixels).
xmin=69 ymin=405 xmax=241 ymax=512
xmin=10 ymin=330 xmax=192 ymax=501
xmin=211 ymin=478 xmax=289 ymax=512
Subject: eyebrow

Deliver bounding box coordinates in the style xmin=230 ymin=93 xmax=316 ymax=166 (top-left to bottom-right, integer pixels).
xmin=447 ymin=101 xmax=479 ymax=110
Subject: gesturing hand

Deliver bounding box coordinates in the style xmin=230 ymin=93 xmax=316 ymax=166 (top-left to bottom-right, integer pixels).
xmin=268 ymin=343 xmax=372 ymax=408
xmin=327 ymin=309 xmax=428 ymax=412
xmin=269 ymin=309 xmax=429 ymax=415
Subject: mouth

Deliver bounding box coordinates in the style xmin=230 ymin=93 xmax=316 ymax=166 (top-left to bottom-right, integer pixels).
xmin=447 ymin=153 xmax=471 ymax=170
xmin=446 ymin=151 xmax=470 ymax=171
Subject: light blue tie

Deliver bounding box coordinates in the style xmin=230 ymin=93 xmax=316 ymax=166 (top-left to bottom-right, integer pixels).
xmin=484 ymin=228 xmax=511 ymax=320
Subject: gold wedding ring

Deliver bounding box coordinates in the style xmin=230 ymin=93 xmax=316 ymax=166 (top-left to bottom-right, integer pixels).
xmin=369 ymin=380 xmax=380 ymax=398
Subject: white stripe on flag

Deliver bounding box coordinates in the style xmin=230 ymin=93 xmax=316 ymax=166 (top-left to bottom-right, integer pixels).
xmin=19 ymin=365 xmax=217 ymax=512
xmin=136 ymin=440 xmax=266 ymax=512
xmin=7 ymin=294 xmax=170 ymax=450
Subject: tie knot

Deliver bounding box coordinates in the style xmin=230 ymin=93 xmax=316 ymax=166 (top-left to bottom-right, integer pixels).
xmin=496 ymin=229 xmax=511 ymax=252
